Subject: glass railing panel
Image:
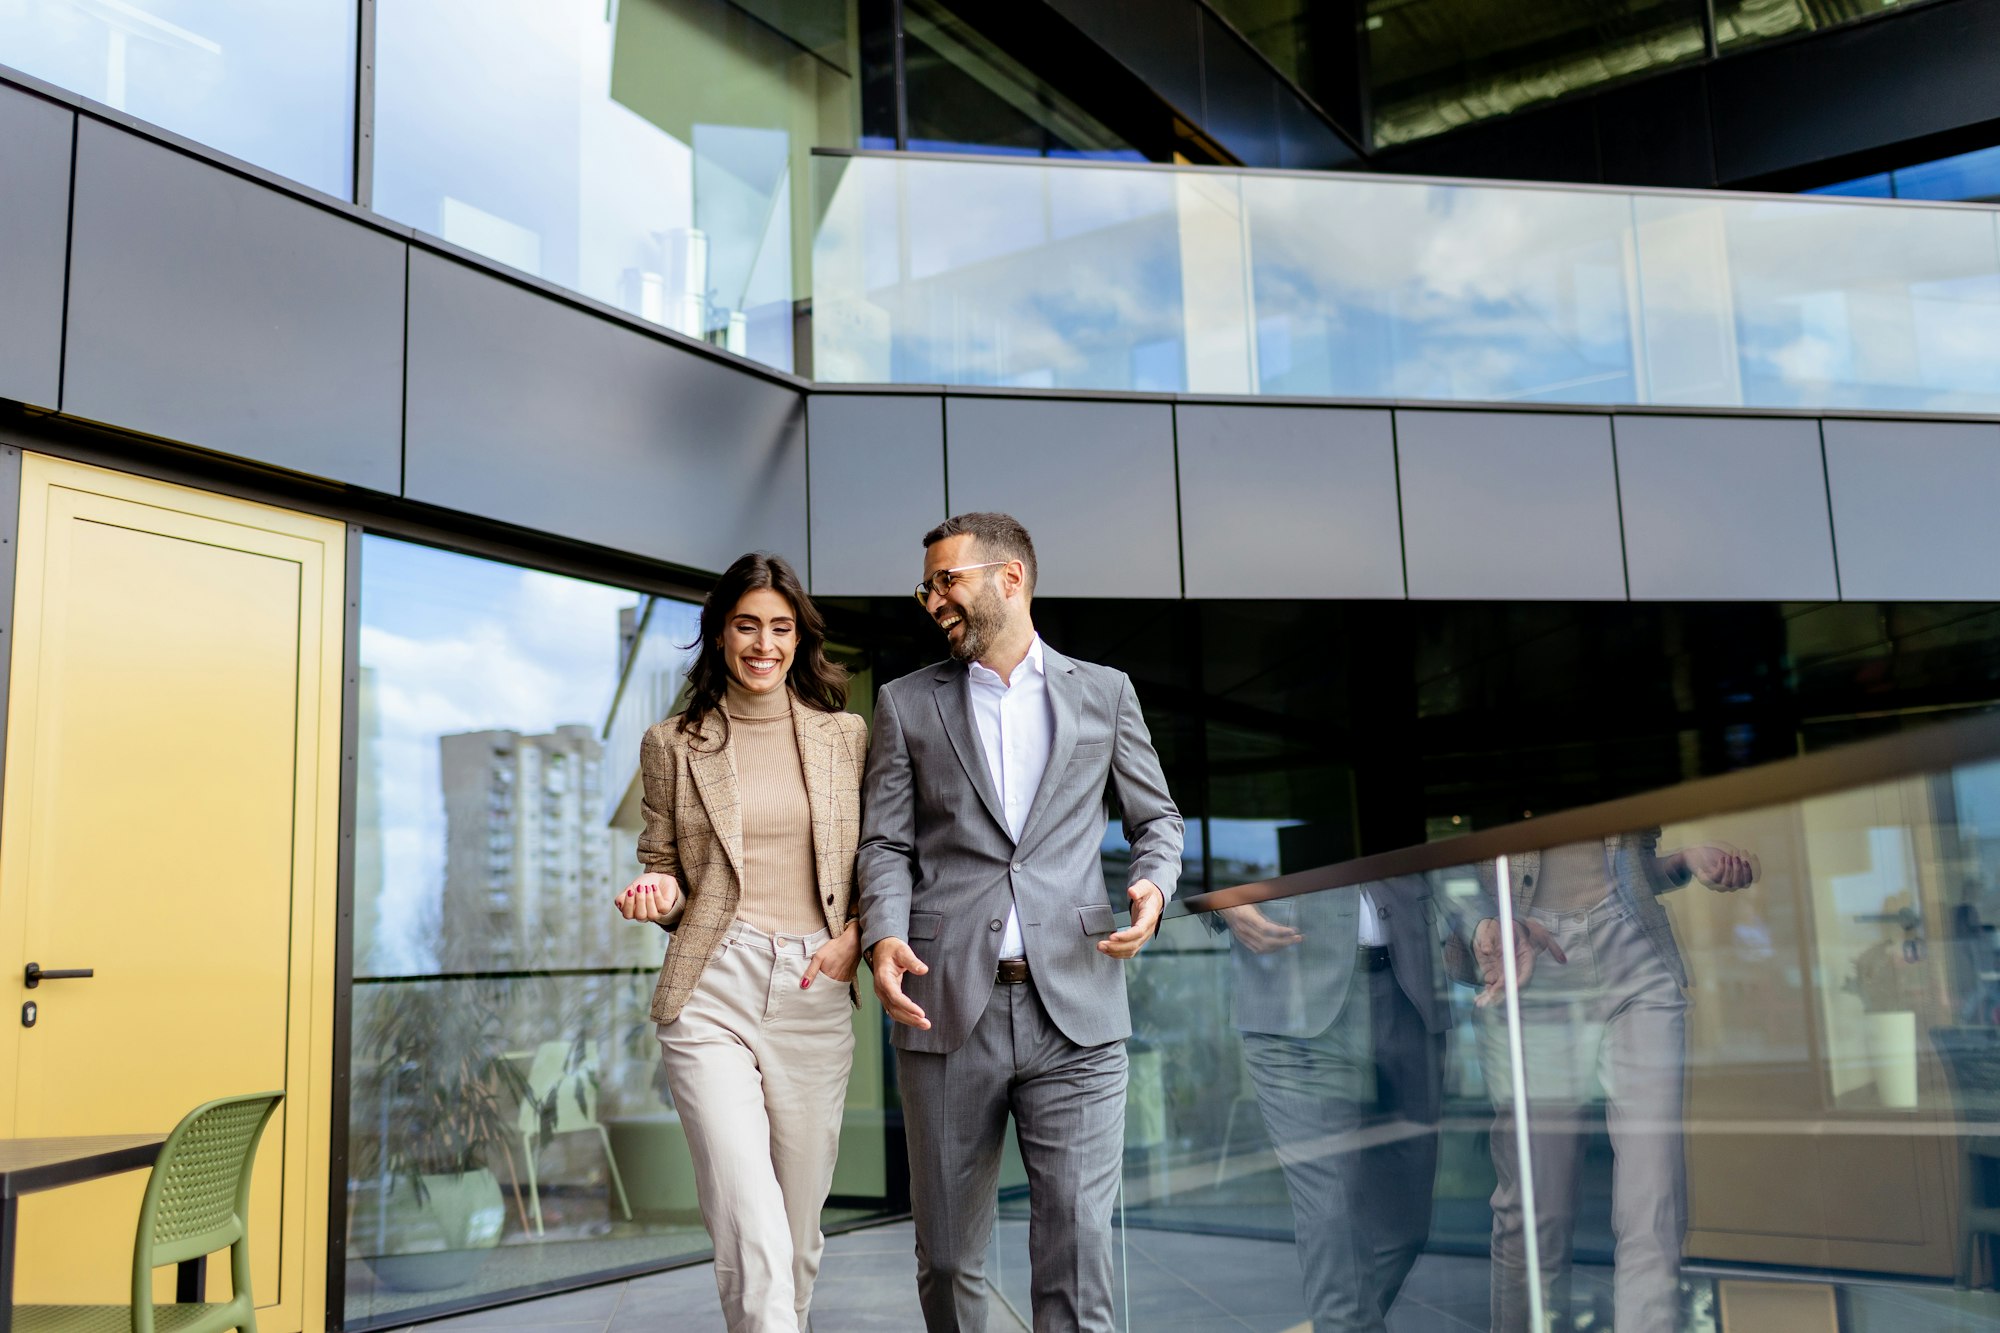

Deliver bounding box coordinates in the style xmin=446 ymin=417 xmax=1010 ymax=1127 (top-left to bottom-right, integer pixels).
xmin=1106 ymin=716 xmax=2000 ymax=1331
xmin=1081 ymin=868 xmax=1512 ymax=1332
xmin=812 ymin=151 xmax=2000 ymax=413
xmin=1242 ymin=173 xmax=1641 ymax=402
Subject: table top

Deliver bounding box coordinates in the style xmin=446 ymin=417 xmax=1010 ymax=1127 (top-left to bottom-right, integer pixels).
xmin=0 ymin=1135 xmax=164 ymax=1198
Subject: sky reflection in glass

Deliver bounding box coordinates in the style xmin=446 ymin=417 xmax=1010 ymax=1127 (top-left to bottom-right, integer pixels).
xmin=0 ymin=0 xmax=355 ymax=197
xmin=814 ymin=155 xmax=2000 ymax=413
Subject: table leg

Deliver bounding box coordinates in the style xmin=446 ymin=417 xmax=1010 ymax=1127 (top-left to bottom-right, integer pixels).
xmin=1 ymin=1192 xmax=16 ymax=1333
xmin=175 ymin=1255 xmax=205 ymax=1304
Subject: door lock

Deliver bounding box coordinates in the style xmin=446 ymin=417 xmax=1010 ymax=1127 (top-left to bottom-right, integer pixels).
xmin=21 ymin=1000 xmax=36 ymax=1027
xmin=23 ymin=962 xmax=93 ymax=989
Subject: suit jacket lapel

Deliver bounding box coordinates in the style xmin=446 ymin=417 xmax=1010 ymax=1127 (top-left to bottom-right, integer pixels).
xmin=794 ymin=699 xmax=835 ymax=892
xmin=933 ymin=664 xmax=1009 ymax=837
xmin=1017 ymin=647 xmax=1078 ymax=851
xmin=686 ymin=715 xmax=744 ymax=882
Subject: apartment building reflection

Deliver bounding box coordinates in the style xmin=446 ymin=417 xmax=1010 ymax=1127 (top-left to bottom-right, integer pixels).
xmin=437 ymin=725 xmax=664 ymax=975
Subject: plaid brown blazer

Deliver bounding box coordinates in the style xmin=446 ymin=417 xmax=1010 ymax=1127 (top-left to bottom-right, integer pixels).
xmin=639 ymin=694 xmax=867 ymax=1024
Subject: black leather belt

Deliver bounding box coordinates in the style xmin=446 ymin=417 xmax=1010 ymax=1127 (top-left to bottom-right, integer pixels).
xmin=996 ymin=958 xmax=1031 ymax=984
xmin=1358 ymin=945 xmax=1393 ymax=973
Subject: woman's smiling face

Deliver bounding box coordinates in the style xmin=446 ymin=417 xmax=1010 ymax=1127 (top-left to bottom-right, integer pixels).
xmin=721 ymin=587 xmax=796 ymax=694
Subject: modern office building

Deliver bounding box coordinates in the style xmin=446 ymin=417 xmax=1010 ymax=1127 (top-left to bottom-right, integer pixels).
xmin=4 ymin=3 xmax=2000 ymax=1331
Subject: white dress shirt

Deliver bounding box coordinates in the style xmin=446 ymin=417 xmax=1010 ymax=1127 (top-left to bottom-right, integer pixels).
xmin=1356 ymin=889 xmax=1387 ymax=947
xmin=967 ymin=634 xmax=1053 ymax=959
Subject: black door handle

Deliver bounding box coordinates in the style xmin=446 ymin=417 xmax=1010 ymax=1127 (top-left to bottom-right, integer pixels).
xmin=24 ymin=962 xmax=93 ymax=988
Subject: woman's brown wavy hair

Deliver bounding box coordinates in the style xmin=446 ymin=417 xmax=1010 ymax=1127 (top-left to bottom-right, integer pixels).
xmin=677 ymin=552 xmax=847 ymax=748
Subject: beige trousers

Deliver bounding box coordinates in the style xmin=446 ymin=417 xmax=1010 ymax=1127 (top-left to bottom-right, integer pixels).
xmin=658 ymin=918 xmax=856 ymax=1333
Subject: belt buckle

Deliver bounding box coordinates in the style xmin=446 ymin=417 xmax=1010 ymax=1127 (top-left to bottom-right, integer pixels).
xmin=996 ymin=958 xmax=1030 ymax=984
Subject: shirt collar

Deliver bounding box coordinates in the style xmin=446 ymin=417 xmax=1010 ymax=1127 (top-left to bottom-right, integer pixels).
xmin=968 ymin=634 xmax=1046 ymax=687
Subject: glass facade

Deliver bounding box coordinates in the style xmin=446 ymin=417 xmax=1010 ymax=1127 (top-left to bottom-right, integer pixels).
xmin=814 ymin=151 xmax=2000 ymax=409
xmin=1816 ymin=143 xmax=2000 ymax=206
xmin=0 ymin=0 xmax=357 ymax=197
xmin=822 ymin=593 xmax=2000 ymax=1328
xmin=1715 ymin=0 xmax=1945 ymax=52
xmin=900 ymin=0 xmax=1140 ymax=160
xmin=1363 ymin=0 xmax=1707 ymax=149
xmin=344 ymin=536 xmax=895 ymax=1326
xmin=1364 ymin=0 xmax=1953 ymax=149
xmin=371 ymin=0 xmax=859 ymax=372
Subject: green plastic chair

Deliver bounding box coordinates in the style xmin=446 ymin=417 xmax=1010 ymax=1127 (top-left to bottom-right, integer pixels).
xmin=17 ymin=1091 xmax=284 ymax=1333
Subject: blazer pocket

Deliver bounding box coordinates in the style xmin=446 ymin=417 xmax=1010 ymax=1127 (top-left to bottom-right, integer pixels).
xmin=908 ymin=910 xmax=942 ymax=941
xmin=1078 ymin=903 xmax=1116 ymax=936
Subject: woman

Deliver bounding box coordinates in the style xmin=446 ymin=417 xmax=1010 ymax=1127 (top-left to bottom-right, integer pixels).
xmin=614 ymin=552 xmax=866 ymax=1332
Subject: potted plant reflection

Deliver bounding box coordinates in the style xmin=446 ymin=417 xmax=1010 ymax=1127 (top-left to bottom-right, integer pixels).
xmin=350 ymin=976 xmax=524 ymax=1291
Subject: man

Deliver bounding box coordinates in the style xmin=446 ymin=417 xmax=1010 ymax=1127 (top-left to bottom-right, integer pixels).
xmin=857 ymin=512 xmax=1184 ymax=1332
xmin=1218 ymin=875 xmax=1451 ymax=1333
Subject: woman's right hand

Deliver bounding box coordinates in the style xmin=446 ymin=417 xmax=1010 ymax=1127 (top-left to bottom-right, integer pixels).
xmin=616 ymin=872 xmax=682 ymax=925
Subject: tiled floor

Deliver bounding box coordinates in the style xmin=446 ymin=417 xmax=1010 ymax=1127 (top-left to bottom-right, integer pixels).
xmin=388 ymin=1218 xmax=2000 ymax=1332
xmin=386 ymin=1220 xmax=1502 ymax=1333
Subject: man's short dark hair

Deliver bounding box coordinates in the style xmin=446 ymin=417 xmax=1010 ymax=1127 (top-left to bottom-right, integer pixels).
xmin=924 ymin=512 xmax=1037 ymax=597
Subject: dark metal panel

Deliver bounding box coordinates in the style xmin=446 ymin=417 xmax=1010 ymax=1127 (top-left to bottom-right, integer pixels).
xmin=0 ymin=86 xmax=72 ymax=411
xmin=1371 ymin=96 xmax=1603 ymax=185
xmin=1198 ymin=10 xmax=1282 ymax=167
xmin=807 ymin=394 xmax=944 ymax=597
xmin=1278 ymin=91 xmax=1361 ymax=171
xmin=1397 ymin=409 xmax=1626 ymax=600
xmin=943 ymin=396 xmax=1178 ymax=599
xmin=1615 ymin=415 xmax=1836 ymax=601
xmin=1043 ymin=0 xmax=1204 ymax=119
xmin=404 ymin=251 xmax=808 ymax=576
xmin=63 ymin=120 xmax=404 ymax=491
xmin=1177 ymin=404 xmax=1402 ymax=599
xmin=1823 ymin=418 xmax=2000 ymax=601
xmin=1594 ymin=67 xmax=1715 ymax=188
xmin=1711 ymin=0 xmax=2000 ymax=183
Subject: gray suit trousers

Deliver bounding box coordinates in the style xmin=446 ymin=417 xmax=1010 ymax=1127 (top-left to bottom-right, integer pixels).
xmin=898 ymin=979 xmax=1127 ymax=1333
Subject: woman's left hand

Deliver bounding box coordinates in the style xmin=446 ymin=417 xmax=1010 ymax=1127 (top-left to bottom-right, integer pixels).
xmin=804 ymin=923 xmax=862 ymax=989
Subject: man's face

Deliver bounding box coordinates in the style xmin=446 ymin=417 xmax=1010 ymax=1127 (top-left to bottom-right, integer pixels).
xmin=924 ymin=533 xmax=1011 ymax=664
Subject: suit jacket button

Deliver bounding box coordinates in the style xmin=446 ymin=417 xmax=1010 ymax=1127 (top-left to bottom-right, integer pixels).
xmin=825 ymin=894 xmax=835 ymax=905
xmin=989 ymin=919 xmax=1003 ymax=931
xmin=1011 ymin=862 xmax=1023 ymax=872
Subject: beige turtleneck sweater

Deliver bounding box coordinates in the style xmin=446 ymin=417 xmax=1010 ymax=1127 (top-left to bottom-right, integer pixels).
xmin=725 ymin=681 xmax=822 ymax=934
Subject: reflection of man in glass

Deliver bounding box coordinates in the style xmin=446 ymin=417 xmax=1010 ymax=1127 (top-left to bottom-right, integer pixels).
xmin=1218 ymin=876 xmax=1451 ymax=1332
xmin=1473 ymin=833 xmax=1754 ymax=1333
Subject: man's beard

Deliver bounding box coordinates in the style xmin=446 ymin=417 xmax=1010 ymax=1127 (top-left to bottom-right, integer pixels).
xmin=943 ymin=583 xmax=1005 ymax=664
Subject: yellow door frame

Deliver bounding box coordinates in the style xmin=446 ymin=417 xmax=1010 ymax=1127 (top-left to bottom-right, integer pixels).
xmin=0 ymin=453 xmax=344 ymax=1332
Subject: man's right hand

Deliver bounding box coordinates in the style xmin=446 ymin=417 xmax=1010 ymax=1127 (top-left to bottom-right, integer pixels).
xmin=868 ymin=937 xmax=932 ymax=1030
xmin=1472 ymin=916 xmax=1567 ymax=1009
xmin=616 ymin=872 xmax=681 ymax=925
xmin=1220 ymin=903 xmax=1304 ymax=954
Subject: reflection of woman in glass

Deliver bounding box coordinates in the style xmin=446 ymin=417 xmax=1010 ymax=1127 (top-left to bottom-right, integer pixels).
xmin=614 ymin=553 xmax=866 ymax=1332
xmin=1472 ymin=833 xmax=1755 ymax=1333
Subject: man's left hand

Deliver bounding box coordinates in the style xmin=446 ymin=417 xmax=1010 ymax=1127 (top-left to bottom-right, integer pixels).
xmin=1100 ymin=881 xmax=1165 ymax=959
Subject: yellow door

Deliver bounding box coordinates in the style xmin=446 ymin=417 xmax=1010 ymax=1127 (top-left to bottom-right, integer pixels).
xmin=0 ymin=454 xmax=343 ymax=1331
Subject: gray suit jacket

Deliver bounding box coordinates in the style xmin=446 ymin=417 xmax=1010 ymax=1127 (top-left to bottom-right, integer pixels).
xmin=1224 ymin=876 xmax=1452 ymax=1039
xmin=857 ymin=646 xmax=1184 ymax=1054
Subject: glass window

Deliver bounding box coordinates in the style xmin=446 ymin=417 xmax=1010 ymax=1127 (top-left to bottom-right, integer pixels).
xmin=901 ymin=0 xmax=1141 ymax=160
xmin=0 ymin=0 xmax=356 ymax=197
xmin=1715 ymin=0 xmax=1948 ymax=53
xmin=1893 ymin=143 xmax=2000 ymax=204
xmin=1364 ymin=0 xmax=1707 ymax=148
xmin=372 ymin=0 xmax=859 ymax=374
xmin=347 ymin=536 xmax=893 ymax=1323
